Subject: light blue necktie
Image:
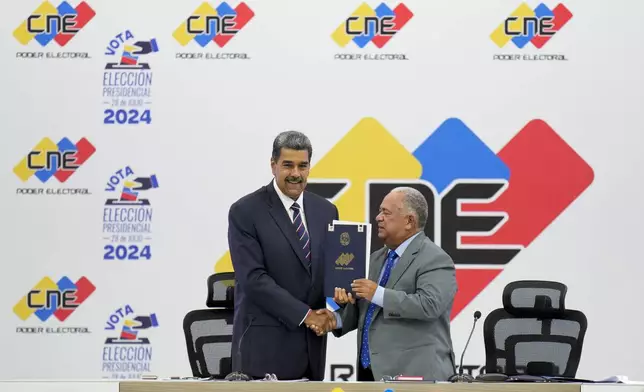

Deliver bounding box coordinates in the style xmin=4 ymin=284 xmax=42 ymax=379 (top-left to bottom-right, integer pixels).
xmin=360 ymin=250 xmax=398 ymax=368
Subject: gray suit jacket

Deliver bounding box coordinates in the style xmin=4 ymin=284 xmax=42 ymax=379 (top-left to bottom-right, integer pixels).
xmin=333 ymin=232 xmax=457 ymax=381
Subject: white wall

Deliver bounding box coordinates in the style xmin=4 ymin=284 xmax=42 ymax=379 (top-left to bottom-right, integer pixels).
xmin=1 ymin=0 xmax=643 ymax=381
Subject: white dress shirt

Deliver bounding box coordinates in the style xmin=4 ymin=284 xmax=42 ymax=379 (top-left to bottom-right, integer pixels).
xmin=273 ymin=179 xmax=308 ymax=230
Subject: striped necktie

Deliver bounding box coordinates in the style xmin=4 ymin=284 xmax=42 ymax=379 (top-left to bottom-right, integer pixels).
xmin=290 ymin=202 xmax=311 ymax=263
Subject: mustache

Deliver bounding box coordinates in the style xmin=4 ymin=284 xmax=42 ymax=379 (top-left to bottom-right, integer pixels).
xmin=286 ymin=176 xmax=303 ymax=184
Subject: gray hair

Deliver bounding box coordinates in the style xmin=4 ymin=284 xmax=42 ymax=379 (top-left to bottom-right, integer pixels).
xmin=392 ymin=187 xmax=428 ymax=230
xmin=271 ymin=131 xmax=313 ymax=162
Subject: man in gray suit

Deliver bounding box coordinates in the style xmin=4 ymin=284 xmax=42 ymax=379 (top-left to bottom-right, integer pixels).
xmin=327 ymin=187 xmax=457 ymax=381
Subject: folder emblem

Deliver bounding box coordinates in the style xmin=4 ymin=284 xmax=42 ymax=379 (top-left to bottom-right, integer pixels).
xmin=340 ymin=232 xmax=350 ymax=246
xmin=335 ymin=252 xmax=355 ymax=268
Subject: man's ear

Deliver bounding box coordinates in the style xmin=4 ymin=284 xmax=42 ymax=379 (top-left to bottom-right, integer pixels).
xmin=408 ymin=215 xmax=416 ymax=229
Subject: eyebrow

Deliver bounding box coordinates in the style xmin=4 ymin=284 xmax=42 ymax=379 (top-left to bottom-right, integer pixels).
xmin=282 ymin=160 xmax=309 ymax=165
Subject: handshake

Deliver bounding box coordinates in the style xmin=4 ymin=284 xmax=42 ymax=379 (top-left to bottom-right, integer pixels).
xmin=304 ymin=309 xmax=336 ymax=336
xmin=304 ymin=288 xmax=358 ymax=336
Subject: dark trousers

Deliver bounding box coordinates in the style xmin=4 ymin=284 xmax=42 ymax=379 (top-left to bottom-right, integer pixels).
xmin=303 ymin=362 xmax=314 ymax=380
xmin=248 ymin=360 xmax=313 ymax=380
xmin=358 ymin=364 xmax=375 ymax=381
xmin=250 ymin=365 xmax=313 ymax=380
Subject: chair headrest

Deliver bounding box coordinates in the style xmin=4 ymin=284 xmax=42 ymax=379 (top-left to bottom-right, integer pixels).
xmin=206 ymin=272 xmax=235 ymax=308
xmin=502 ymin=280 xmax=567 ymax=317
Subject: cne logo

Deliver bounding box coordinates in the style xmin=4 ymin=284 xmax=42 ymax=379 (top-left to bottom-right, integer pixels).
xmin=13 ymin=1 xmax=95 ymax=47
xmin=332 ymin=2 xmax=413 ymax=49
xmin=331 ymin=2 xmax=413 ymax=61
xmin=173 ymin=1 xmax=254 ymax=48
xmin=491 ymin=2 xmax=572 ymax=49
xmin=215 ymin=117 xmax=594 ymax=320
xmin=13 ymin=276 xmax=96 ymax=322
xmin=14 ymin=137 xmax=95 ymax=183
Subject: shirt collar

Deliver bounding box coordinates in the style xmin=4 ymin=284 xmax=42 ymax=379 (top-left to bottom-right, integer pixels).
xmin=273 ymin=178 xmax=304 ymax=212
xmin=390 ymin=231 xmax=422 ymax=258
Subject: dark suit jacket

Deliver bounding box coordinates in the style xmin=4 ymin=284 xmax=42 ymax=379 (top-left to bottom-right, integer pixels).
xmin=227 ymin=181 xmax=338 ymax=380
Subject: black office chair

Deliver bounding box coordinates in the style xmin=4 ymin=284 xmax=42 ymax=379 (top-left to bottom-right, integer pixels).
xmin=482 ymin=280 xmax=587 ymax=378
xmin=183 ymin=272 xmax=235 ymax=378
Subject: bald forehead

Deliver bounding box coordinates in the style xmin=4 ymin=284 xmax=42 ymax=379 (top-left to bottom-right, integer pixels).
xmin=382 ymin=191 xmax=405 ymax=209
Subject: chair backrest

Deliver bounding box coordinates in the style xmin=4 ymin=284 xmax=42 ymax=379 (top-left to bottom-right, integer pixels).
xmin=183 ymin=308 xmax=233 ymax=378
xmin=183 ymin=272 xmax=235 ymax=378
xmin=483 ymin=280 xmax=587 ymax=377
xmin=206 ymin=271 xmax=235 ymax=308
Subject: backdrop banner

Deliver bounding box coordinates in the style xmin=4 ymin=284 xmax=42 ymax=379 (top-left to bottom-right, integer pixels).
xmin=1 ymin=0 xmax=641 ymax=382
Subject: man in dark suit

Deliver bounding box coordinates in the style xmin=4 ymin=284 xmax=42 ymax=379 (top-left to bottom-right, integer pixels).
xmin=227 ymin=131 xmax=339 ymax=381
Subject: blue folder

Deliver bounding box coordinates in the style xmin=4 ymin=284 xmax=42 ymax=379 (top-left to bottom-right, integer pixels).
xmin=323 ymin=221 xmax=371 ymax=298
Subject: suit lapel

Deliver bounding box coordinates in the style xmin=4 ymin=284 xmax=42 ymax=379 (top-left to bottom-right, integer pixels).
xmin=369 ymin=233 xmax=424 ymax=322
xmin=385 ymin=233 xmax=424 ymax=289
xmin=266 ymin=184 xmax=311 ymax=276
xmin=369 ymin=248 xmax=387 ymax=282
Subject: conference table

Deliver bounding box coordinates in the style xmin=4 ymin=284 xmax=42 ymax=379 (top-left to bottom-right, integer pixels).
xmin=2 ymin=380 xmax=644 ymax=392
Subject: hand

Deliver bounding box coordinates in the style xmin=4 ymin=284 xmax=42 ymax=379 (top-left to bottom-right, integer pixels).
xmin=304 ymin=309 xmax=336 ymax=336
xmin=130 ymin=175 xmax=159 ymax=190
xmin=132 ymin=39 xmax=159 ymax=55
xmin=333 ymin=287 xmax=355 ymax=306
xmin=131 ymin=314 xmax=158 ymax=330
xmin=314 ymin=309 xmax=337 ymax=336
xmin=351 ymin=279 xmax=378 ymax=301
